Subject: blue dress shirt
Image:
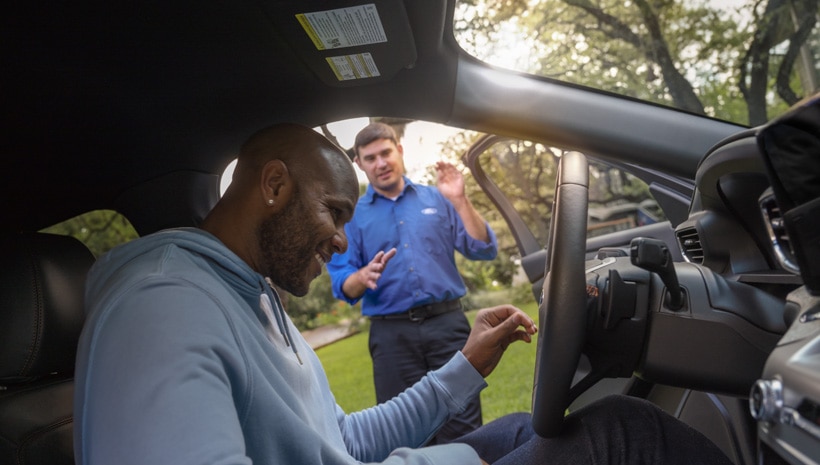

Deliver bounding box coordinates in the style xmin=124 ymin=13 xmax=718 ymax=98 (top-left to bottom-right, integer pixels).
xmin=327 ymin=177 xmax=498 ymax=316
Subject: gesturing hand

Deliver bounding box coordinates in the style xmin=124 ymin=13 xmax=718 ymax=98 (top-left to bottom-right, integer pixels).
xmin=435 ymin=161 xmax=465 ymax=204
xmin=357 ymin=248 xmax=397 ymax=290
xmin=462 ymin=305 xmax=537 ymax=378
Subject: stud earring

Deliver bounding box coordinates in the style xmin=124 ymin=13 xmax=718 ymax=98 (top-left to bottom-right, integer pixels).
xmin=267 ymin=199 xmax=275 ymax=205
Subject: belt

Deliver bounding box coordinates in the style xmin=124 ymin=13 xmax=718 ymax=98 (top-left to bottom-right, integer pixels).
xmin=370 ymin=299 xmax=463 ymax=322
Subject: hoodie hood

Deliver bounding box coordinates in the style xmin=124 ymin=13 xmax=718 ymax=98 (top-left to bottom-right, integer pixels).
xmin=88 ymin=228 xmax=254 ymax=298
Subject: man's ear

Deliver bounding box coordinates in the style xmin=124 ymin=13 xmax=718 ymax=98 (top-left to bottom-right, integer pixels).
xmin=353 ymin=155 xmax=362 ymax=170
xmin=261 ymin=159 xmax=293 ymax=208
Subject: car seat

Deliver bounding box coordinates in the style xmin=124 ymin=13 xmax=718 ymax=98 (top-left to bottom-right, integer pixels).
xmin=0 ymin=232 xmax=95 ymax=465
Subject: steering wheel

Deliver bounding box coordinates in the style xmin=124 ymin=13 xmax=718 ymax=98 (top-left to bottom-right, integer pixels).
xmin=531 ymin=151 xmax=590 ymax=437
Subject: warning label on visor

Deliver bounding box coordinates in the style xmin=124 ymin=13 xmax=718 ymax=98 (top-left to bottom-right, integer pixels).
xmin=297 ymin=4 xmax=387 ymax=50
xmin=326 ymin=53 xmax=381 ymax=80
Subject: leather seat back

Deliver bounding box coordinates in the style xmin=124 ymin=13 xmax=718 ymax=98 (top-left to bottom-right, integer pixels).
xmin=0 ymin=232 xmax=95 ymax=465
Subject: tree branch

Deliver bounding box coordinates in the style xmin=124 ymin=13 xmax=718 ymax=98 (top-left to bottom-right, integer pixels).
xmin=775 ymin=0 xmax=818 ymax=105
xmin=634 ymin=0 xmax=705 ymax=113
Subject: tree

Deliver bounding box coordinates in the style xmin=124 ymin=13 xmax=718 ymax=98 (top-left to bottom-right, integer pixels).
xmin=739 ymin=0 xmax=818 ymax=123
xmin=42 ymin=210 xmax=139 ymax=258
xmin=455 ymin=0 xmax=819 ymax=125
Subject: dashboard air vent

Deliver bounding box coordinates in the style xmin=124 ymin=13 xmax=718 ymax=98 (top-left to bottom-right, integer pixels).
xmin=676 ymin=227 xmax=704 ymax=264
xmin=759 ymin=193 xmax=800 ymax=274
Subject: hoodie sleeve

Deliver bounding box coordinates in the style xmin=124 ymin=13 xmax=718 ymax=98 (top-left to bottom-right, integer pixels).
xmin=326 ymin=221 xmax=366 ymax=305
xmin=337 ymin=352 xmax=487 ymax=464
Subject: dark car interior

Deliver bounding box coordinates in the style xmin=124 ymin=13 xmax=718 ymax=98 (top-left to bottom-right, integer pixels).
xmin=2 ymin=1 xmax=819 ymax=464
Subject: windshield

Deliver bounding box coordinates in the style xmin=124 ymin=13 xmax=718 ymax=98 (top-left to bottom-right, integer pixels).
xmin=454 ymin=0 xmax=819 ymax=127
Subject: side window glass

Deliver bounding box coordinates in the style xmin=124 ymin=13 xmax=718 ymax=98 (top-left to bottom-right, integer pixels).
xmin=587 ymin=165 xmax=666 ymax=237
xmin=40 ymin=210 xmax=139 ymax=258
xmin=476 ymin=139 xmax=665 ymax=246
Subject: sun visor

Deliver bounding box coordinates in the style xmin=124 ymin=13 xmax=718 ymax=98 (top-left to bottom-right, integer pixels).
xmin=262 ymin=1 xmax=417 ymax=87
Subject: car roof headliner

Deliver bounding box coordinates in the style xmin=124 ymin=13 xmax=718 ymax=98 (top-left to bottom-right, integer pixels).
xmin=3 ymin=1 xmax=461 ymax=232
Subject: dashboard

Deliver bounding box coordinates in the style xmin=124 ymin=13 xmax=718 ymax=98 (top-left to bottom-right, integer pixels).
xmin=685 ymin=95 xmax=820 ymax=465
xmin=677 ymin=132 xmax=803 ymax=297
xmin=752 ymin=285 xmax=820 ymax=465
xmin=749 ymin=95 xmax=820 ymax=465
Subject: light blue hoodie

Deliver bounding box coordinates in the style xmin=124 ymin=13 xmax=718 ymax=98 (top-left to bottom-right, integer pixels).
xmin=74 ymin=228 xmax=487 ymax=465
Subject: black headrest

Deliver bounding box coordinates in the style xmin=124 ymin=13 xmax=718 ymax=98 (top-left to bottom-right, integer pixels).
xmin=0 ymin=232 xmax=95 ymax=384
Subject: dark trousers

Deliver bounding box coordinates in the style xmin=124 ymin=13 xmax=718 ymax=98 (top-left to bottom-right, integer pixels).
xmin=369 ymin=310 xmax=481 ymax=444
xmin=453 ymin=395 xmax=734 ymax=465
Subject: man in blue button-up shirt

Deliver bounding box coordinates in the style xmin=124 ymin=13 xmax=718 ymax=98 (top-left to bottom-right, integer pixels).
xmin=327 ymin=122 xmax=498 ymax=444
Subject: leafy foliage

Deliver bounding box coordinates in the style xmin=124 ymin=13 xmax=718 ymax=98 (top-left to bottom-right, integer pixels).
xmin=286 ymin=271 xmax=364 ymax=330
xmin=455 ymin=0 xmax=819 ymax=125
xmin=429 ymin=132 xmax=524 ymax=292
xmin=41 ymin=210 xmax=139 ymax=258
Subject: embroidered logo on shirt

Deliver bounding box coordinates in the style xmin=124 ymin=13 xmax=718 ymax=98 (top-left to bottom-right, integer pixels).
xmin=421 ymin=208 xmax=437 ymax=215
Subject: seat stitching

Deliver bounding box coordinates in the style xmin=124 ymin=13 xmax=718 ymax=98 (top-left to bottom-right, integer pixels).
xmin=20 ymin=239 xmax=46 ymax=377
xmin=16 ymin=415 xmax=73 ymax=465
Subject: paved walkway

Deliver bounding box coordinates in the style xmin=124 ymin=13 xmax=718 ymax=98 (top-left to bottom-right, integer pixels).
xmin=301 ymin=323 xmax=358 ymax=350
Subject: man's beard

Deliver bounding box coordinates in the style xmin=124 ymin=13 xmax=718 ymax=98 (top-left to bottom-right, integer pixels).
xmin=257 ymin=196 xmax=318 ymax=297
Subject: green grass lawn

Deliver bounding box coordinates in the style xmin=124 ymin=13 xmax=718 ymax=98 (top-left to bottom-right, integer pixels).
xmin=317 ymin=301 xmax=539 ymax=423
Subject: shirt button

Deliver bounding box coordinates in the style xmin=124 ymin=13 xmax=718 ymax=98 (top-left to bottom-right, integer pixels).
xmin=409 ymin=267 xmax=414 ymax=272
xmin=404 ymin=243 xmax=409 ymax=248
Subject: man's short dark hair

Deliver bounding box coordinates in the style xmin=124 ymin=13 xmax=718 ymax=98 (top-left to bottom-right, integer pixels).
xmin=354 ymin=122 xmax=398 ymax=158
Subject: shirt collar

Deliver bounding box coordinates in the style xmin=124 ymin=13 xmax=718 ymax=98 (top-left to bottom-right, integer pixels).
xmin=363 ymin=176 xmax=416 ymax=203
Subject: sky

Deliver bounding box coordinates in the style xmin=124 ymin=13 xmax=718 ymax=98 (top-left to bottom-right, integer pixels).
xmin=220 ymin=119 xmax=463 ymax=195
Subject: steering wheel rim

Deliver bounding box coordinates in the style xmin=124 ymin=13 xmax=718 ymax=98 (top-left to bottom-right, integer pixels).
xmin=531 ymin=151 xmax=589 ymax=437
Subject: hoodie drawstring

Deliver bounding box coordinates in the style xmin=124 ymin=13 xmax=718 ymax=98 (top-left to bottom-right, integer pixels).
xmin=260 ymin=277 xmax=303 ymax=365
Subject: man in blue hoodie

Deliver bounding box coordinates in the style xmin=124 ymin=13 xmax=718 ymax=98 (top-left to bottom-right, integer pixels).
xmin=74 ymin=123 xmax=733 ymax=465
